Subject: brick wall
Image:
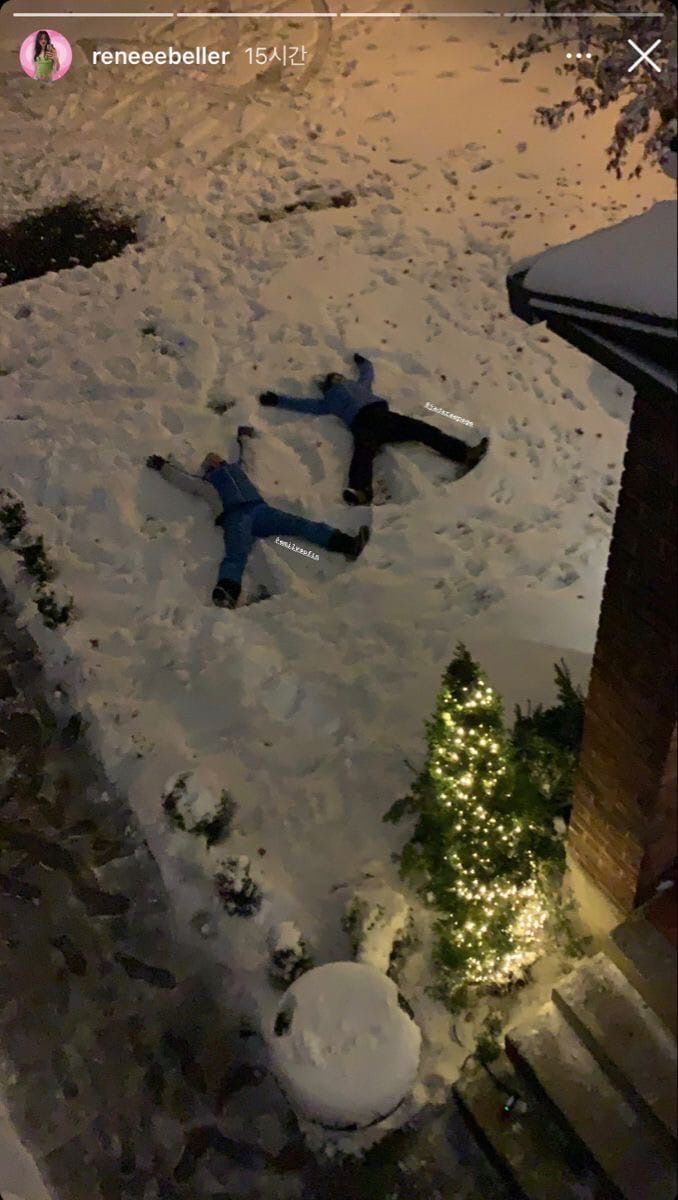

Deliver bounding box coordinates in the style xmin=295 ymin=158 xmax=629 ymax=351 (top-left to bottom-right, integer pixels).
xmin=641 ymin=724 xmax=678 ymax=898
xmin=568 ymin=389 xmax=677 ymax=913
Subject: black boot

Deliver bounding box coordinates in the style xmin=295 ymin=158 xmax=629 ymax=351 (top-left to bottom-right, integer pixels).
xmin=327 ymin=525 xmax=371 ymax=561
xmin=463 ymin=436 xmax=489 ymax=473
xmin=343 ymin=486 xmax=373 ymax=507
xmin=212 ymin=579 xmax=241 ymax=609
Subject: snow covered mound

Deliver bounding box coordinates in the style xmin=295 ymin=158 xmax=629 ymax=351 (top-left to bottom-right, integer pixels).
xmin=267 ymin=961 xmax=421 ymax=1130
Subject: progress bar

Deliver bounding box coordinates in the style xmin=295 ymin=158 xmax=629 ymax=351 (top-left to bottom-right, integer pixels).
xmin=13 ymin=10 xmax=175 ymax=13
xmin=11 ymin=8 xmax=666 ymax=16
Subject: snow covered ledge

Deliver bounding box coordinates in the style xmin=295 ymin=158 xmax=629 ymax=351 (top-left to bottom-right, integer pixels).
xmin=267 ymin=962 xmax=421 ymax=1132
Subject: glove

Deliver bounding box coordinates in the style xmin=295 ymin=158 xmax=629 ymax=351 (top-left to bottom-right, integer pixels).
xmin=259 ymin=392 xmax=279 ymax=407
xmin=237 ymin=425 xmax=256 ymax=439
xmin=146 ymin=454 xmax=166 ymax=471
xmin=354 ymin=353 xmax=368 ymax=366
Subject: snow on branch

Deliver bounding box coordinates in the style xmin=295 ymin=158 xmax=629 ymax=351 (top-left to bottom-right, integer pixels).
xmin=505 ymin=0 xmax=676 ymax=177
xmin=343 ymin=879 xmax=413 ymax=975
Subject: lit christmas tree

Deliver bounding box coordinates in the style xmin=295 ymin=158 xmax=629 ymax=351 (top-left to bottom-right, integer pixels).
xmin=387 ymin=645 xmax=555 ymax=1006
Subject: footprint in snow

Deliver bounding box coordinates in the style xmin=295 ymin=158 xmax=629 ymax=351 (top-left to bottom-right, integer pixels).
xmin=491 ymin=479 xmax=514 ymax=505
xmin=102 ymin=356 xmax=137 ymax=380
xmin=529 ymin=505 xmax=559 ymax=526
xmin=465 ymin=559 xmax=485 ymax=579
xmin=553 ymin=567 xmax=580 ymax=589
xmin=561 ymin=388 xmax=586 ymax=411
xmin=176 ymin=367 xmax=200 ymax=392
xmin=467 ymin=505 xmax=496 ymax=523
xmin=391 ymin=352 xmax=429 ymax=376
xmin=162 ymin=408 xmax=183 ymax=435
xmin=288 ymin=439 xmax=326 ymax=487
xmin=593 ymin=493 xmax=614 ymax=518
xmin=469 ymin=584 xmax=505 ymax=615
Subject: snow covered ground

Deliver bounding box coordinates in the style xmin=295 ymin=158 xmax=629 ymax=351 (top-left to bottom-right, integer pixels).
xmin=1 ymin=1 xmax=674 ymax=1130
xmin=0 ymin=1104 xmax=51 ymax=1200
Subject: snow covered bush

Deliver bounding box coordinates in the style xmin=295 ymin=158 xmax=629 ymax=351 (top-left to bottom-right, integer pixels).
xmin=0 ymin=495 xmax=27 ymax=541
xmin=342 ymin=880 xmax=413 ymax=975
xmin=35 ymin=590 xmax=74 ymax=630
xmin=506 ymin=1 xmax=677 ymax=177
xmin=0 ymin=494 xmax=74 ymax=632
xmin=214 ymin=855 xmax=263 ymax=917
xmin=18 ymin=536 xmax=55 ymax=585
xmin=162 ymin=770 xmax=237 ymax=847
xmin=268 ymin=921 xmax=314 ymax=986
xmin=268 ymin=962 xmax=421 ymax=1131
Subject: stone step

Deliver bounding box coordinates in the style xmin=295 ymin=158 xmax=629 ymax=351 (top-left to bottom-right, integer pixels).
xmin=607 ymin=912 xmax=677 ymax=1038
xmin=506 ymin=1005 xmax=677 ymax=1200
xmin=453 ymin=1051 xmax=608 ymax=1200
xmin=553 ymin=953 xmax=677 ymax=1140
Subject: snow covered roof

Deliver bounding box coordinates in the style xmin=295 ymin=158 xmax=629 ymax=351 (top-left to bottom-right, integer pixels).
xmin=508 ymin=203 xmax=677 ymax=401
xmin=522 ymin=202 xmax=677 ymax=322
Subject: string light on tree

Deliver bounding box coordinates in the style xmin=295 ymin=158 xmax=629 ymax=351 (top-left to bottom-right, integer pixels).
xmin=389 ymin=644 xmax=553 ymax=1006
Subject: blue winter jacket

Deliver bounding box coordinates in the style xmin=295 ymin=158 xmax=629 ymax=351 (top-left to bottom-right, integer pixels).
xmin=203 ymin=461 xmax=263 ymax=510
xmin=275 ymin=358 xmax=385 ymax=428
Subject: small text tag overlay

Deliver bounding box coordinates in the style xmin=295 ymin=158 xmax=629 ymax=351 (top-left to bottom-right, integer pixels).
xmin=425 ymin=401 xmax=474 ymax=429
xmin=92 ymin=44 xmax=308 ymax=69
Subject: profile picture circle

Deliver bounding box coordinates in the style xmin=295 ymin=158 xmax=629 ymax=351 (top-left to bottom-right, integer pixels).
xmin=20 ymin=30 xmax=72 ymax=83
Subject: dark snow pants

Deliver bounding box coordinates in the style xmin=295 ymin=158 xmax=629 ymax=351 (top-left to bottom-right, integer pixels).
xmin=218 ymin=501 xmax=334 ymax=586
xmin=347 ymin=401 xmax=468 ymax=496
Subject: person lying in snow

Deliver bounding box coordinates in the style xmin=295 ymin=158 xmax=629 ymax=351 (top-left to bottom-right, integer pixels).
xmin=259 ymin=354 xmax=488 ymax=506
xmin=146 ymin=426 xmax=370 ymax=609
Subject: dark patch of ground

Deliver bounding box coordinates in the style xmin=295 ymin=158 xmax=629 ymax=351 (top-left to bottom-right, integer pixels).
xmin=0 ymin=200 xmax=137 ymax=288
xmin=258 ymin=190 xmax=357 ymax=223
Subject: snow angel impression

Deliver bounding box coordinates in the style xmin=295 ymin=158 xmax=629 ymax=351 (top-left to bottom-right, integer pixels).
xmin=20 ymin=30 xmax=72 ymax=83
